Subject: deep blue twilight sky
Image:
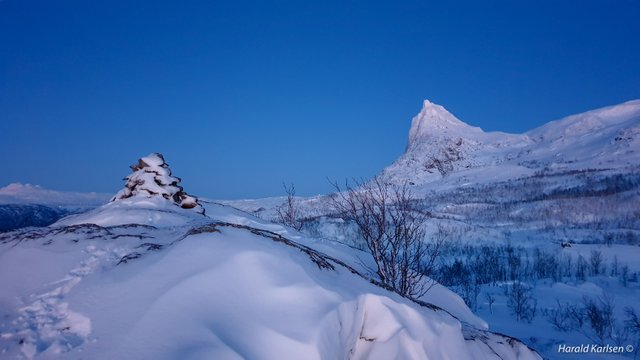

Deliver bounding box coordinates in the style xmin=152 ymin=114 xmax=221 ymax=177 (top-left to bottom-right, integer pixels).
xmin=1 ymin=1 xmax=639 ymax=199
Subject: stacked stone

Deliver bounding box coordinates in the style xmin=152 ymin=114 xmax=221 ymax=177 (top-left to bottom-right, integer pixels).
xmin=112 ymin=153 xmax=204 ymax=214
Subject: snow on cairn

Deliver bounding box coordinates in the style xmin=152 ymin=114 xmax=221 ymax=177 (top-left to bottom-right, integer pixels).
xmin=112 ymin=153 xmax=204 ymax=214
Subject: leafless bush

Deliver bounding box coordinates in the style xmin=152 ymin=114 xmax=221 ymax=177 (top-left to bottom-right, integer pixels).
xmin=621 ymin=265 xmax=630 ymax=287
xmin=485 ymin=292 xmax=496 ymax=314
xmin=576 ymin=255 xmax=587 ymax=281
xmin=505 ymin=281 xmax=537 ymax=322
xmin=625 ymin=307 xmax=640 ymax=358
xmin=626 ymin=307 xmax=640 ymax=335
xmin=330 ymin=177 xmax=443 ymax=298
xmin=546 ymin=300 xmax=584 ymax=332
xmin=610 ymin=255 xmax=619 ymax=277
xmin=583 ymin=295 xmax=615 ymax=345
xmin=589 ymin=249 xmax=603 ymax=276
xmin=276 ymin=182 xmax=303 ymax=231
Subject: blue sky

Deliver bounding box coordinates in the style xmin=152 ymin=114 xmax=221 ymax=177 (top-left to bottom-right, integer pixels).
xmin=1 ymin=0 xmax=639 ymax=199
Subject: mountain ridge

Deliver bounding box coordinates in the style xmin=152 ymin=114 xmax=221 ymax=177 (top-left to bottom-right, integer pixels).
xmin=0 ymin=183 xmax=110 ymax=207
xmin=0 ymin=183 xmax=110 ymax=232
xmin=384 ymin=99 xmax=640 ymax=187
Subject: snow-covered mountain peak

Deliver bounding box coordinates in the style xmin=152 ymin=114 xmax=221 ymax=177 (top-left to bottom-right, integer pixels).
xmin=408 ymin=100 xmax=482 ymax=147
xmin=383 ymin=99 xmax=639 ymax=188
xmin=0 ymin=183 xmax=41 ymax=193
xmin=384 ymin=100 xmax=511 ymax=183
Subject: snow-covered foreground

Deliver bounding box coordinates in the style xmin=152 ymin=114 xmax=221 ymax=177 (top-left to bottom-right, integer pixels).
xmin=0 ymin=198 xmax=540 ymax=359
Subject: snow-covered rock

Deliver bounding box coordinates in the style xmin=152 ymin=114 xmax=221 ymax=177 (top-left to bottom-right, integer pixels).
xmin=112 ymin=153 xmax=205 ymax=214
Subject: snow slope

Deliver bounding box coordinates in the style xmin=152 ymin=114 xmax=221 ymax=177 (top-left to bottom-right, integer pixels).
xmin=0 ymin=197 xmax=539 ymax=359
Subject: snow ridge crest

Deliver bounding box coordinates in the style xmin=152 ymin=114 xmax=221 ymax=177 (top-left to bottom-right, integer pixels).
xmin=408 ymin=100 xmax=481 ymax=148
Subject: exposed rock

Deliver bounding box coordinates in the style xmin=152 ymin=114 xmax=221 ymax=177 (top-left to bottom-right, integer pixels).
xmin=112 ymin=153 xmax=204 ymax=214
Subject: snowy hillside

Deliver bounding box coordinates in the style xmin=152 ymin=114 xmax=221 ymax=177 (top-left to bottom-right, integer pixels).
xmin=0 ymin=197 xmax=539 ymax=359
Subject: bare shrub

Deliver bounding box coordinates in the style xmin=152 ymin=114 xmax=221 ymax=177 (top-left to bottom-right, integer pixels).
xmin=583 ymin=295 xmax=614 ymax=345
xmin=485 ymin=292 xmax=496 ymax=314
xmin=625 ymin=307 xmax=640 ymax=359
xmin=589 ymin=249 xmax=603 ymax=276
xmin=575 ymin=255 xmax=587 ymax=281
xmin=505 ymin=281 xmax=537 ymax=322
xmin=276 ymin=182 xmax=303 ymax=231
xmin=331 ymin=177 xmax=443 ymax=298
xmin=546 ymin=300 xmax=584 ymax=332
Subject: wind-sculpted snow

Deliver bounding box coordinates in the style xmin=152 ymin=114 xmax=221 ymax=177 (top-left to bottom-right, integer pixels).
xmin=0 ymin=200 xmax=540 ymax=359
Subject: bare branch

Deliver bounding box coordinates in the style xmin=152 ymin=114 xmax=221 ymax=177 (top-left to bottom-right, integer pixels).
xmin=329 ymin=176 xmax=440 ymax=299
xmin=276 ymin=182 xmax=304 ymax=231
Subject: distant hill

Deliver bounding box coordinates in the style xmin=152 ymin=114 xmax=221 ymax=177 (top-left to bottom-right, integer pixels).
xmin=0 ymin=183 xmax=110 ymax=232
